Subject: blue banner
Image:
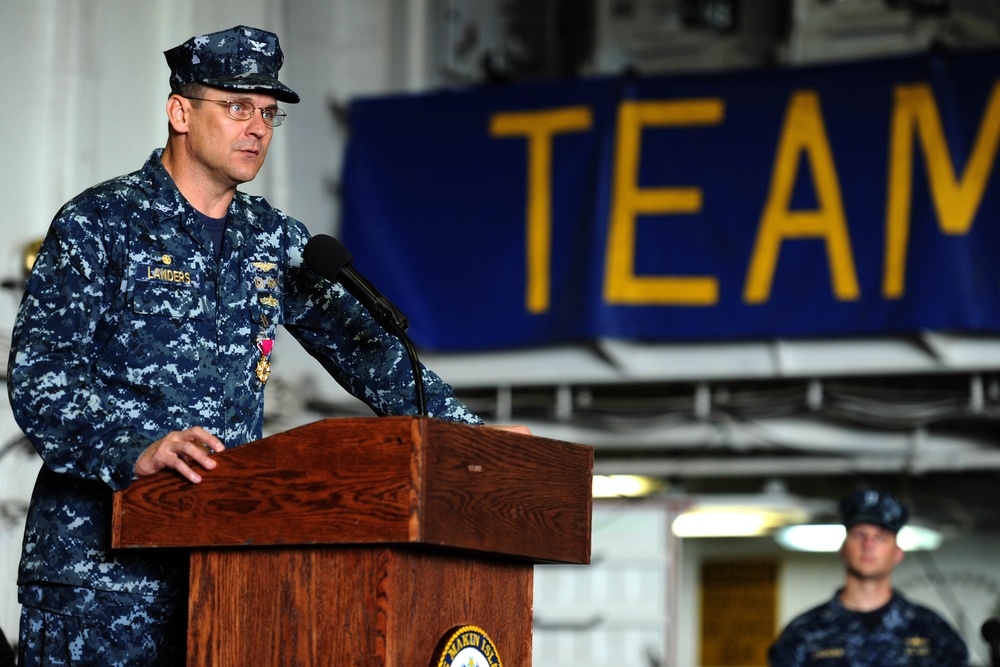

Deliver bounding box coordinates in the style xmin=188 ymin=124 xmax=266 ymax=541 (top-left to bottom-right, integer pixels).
xmin=340 ymin=52 xmax=1000 ymax=351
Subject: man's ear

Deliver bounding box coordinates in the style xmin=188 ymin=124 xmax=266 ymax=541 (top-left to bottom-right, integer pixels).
xmin=894 ymin=544 xmax=905 ymax=567
xmin=166 ymin=95 xmax=190 ymax=133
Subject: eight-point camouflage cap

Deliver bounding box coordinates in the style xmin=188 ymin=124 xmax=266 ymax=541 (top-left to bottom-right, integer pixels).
xmin=164 ymin=25 xmax=300 ymax=104
xmin=839 ymin=489 xmax=909 ymax=533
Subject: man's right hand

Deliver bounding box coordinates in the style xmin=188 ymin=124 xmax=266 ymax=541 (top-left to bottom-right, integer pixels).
xmin=134 ymin=426 xmax=226 ymax=484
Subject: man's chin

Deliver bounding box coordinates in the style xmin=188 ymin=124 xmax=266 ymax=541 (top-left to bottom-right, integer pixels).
xmin=230 ymin=166 xmax=262 ymax=185
xmin=846 ymin=565 xmax=887 ymax=581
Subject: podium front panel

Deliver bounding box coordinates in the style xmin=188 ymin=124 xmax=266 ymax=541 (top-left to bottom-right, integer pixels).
xmin=187 ymin=546 xmax=532 ymax=666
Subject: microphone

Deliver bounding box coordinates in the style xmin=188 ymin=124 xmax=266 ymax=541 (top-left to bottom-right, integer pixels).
xmin=983 ymin=618 xmax=1000 ymax=667
xmin=303 ymin=234 xmax=408 ymax=334
xmin=302 ymin=234 xmax=426 ymax=416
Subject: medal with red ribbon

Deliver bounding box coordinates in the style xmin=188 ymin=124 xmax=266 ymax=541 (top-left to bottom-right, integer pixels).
xmin=255 ymin=337 xmax=273 ymax=384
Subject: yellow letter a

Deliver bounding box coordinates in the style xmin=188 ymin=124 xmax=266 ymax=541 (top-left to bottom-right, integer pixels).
xmin=744 ymin=91 xmax=859 ymax=304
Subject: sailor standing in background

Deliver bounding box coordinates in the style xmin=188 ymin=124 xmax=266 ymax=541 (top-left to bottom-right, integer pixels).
xmin=768 ymin=489 xmax=968 ymax=666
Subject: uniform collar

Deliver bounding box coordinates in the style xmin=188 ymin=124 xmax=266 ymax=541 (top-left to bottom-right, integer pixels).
xmin=138 ymin=149 xmax=268 ymax=246
xmin=830 ymin=588 xmax=902 ymax=613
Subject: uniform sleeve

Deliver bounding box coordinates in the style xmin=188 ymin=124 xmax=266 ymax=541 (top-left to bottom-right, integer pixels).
xmin=768 ymin=627 xmax=805 ymax=667
xmin=8 ymin=202 xmax=148 ymax=490
xmin=768 ymin=608 xmax=828 ymax=667
xmin=934 ymin=617 xmax=969 ymax=667
xmin=280 ymin=221 xmax=482 ymax=424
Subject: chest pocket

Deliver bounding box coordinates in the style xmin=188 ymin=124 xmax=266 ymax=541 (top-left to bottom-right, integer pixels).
xmin=132 ymin=266 xmax=210 ymax=319
xmin=122 ymin=265 xmax=211 ymax=389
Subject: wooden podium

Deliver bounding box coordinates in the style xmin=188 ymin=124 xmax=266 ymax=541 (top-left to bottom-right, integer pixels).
xmin=111 ymin=417 xmax=593 ymax=666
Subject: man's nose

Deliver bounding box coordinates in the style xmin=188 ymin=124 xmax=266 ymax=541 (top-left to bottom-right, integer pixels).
xmin=246 ymin=110 xmax=269 ymax=136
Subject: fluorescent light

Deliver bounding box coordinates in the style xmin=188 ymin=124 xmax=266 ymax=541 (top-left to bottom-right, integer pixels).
xmin=773 ymin=524 xmax=944 ymax=551
xmin=668 ymin=486 xmax=816 ymax=538
xmin=672 ymin=510 xmax=769 ymax=537
xmin=671 ymin=505 xmax=811 ymax=537
xmin=773 ymin=524 xmax=846 ymax=551
xmin=592 ymin=475 xmax=662 ymax=498
xmin=897 ymin=525 xmax=943 ymax=551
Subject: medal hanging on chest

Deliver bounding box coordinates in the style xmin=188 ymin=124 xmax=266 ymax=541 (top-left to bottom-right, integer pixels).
xmin=255 ymin=315 xmax=273 ymax=384
xmin=255 ymin=338 xmax=273 ymax=383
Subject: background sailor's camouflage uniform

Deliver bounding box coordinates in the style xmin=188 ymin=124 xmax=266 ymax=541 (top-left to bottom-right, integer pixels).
xmin=768 ymin=589 xmax=968 ymax=666
xmin=8 ymin=149 xmax=481 ymax=665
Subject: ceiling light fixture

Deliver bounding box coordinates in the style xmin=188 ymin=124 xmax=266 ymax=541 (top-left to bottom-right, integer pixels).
xmin=773 ymin=523 xmax=944 ymax=552
xmin=671 ymin=505 xmax=812 ymax=538
xmin=668 ymin=484 xmax=823 ymax=538
xmin=592 ymin=474 xmax=663 ymax=498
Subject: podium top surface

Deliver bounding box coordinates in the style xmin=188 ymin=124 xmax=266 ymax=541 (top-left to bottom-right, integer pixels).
xmin=112 ymin=417 xmax=593 ymax=564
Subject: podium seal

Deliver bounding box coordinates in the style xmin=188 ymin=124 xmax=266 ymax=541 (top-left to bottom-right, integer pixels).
xmin=433 ymin=625 xmax=502 ymax=667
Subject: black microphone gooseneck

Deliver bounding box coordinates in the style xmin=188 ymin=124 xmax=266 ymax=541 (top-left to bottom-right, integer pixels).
xmin=303 ymin=234 xmax=427 ymax=417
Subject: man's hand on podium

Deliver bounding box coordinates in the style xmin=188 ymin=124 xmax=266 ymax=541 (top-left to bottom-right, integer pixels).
xmin=134 ymin=425 xmax=227 ymax=484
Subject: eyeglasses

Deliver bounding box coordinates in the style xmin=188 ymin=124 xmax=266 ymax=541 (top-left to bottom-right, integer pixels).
xmin=183 ymin=97 xmax=287 ymax=127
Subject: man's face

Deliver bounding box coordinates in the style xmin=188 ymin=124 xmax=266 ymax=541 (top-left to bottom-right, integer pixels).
xmin=183 ymin=88 xmax=277 ymax=188
xmin=840 ymin=522 xmax=903 ymax=581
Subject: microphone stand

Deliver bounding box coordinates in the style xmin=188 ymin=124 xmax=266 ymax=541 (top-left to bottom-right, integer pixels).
xmin=397 ymin=330 xmax=427 ymax=418
xmin=982 ymin=618 xmax=1000 ymax=667
xmin=349 ymin=270 xmax=426 ymax=418
xmin=302 ymin=234 xmax=427 ymax=418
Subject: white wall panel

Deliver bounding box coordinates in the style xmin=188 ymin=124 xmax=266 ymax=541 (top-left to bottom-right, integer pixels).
xmin=533 ymin=503 xmax=677 ymax=666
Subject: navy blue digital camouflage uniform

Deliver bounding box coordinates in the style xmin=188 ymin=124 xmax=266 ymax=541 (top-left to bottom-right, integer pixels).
xmin=9 ymin=127 xmax=480 ymax=667
xmin=768 ymin=589 xmax=968 ymax=666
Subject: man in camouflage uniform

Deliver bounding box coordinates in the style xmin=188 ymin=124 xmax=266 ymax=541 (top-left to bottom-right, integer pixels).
xmin=768 ymin=490 xmax=968 ymax=666
xmin=8 ymin=25 xmax=486 ymax=666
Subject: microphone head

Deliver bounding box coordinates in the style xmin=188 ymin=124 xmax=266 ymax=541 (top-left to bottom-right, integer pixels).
xmin=303 ymin=234 xmax=354 ymax=282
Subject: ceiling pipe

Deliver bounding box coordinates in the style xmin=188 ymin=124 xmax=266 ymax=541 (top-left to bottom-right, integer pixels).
xmin=594 ymin=451 xmax=1000 ymax=477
